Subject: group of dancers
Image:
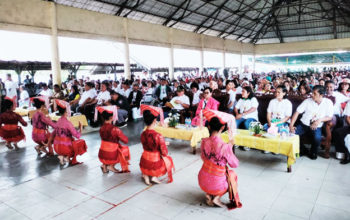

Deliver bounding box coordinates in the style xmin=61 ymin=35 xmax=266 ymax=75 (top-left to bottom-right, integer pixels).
xmin=0 ymin=96 xmax=242 ymax=210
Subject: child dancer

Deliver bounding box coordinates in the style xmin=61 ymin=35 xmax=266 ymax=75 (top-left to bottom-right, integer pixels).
xmin=139 ymin=104 xmax=174 ymax=185
xmin=95 ymin=106 xmax=130 ymax=173
xmin=0 ymin=98 xmax=27 ymax=150
xmin=31 ymin=96 xmax=56 ymax=155
xmin=53 ymin=99 xmax=84 ymax=166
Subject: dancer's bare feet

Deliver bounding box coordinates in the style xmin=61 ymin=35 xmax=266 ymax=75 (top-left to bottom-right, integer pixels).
xmin=205 ymin=194 xmax=214 ymax=207
xmin=142 ymin=175 xmax=151 ymax=185
xmin=212 ymin=196 xmax=225 ymax=208
xmin=150 ymin=176 xmax=161 ymax=184
xmin=13 ymin=143 xmax=20 ymax=151
xmin=5 ymin=143 xmax=13 ymax=150
xmin=63 ymin=156 xmax=70 ymax=164
xmin=35 ymin=146 xmax=42 ymax=155
xmin=58 ymin=155 xmax=65 ymax=165
xmin=100 ymin=165 xmax=108 ymax=174
xmin=107 ymin=165 xmax=121 ymax=173
xmin=39 ymin=146 xmax=48 ymax=154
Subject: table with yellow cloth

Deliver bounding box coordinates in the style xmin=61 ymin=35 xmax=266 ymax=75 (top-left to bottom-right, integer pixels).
xmin=153 ymin=125 xmax=210 ymax=154
xmin=221 ymin=129 xmax=300 ymax=172
xmin=49 ymin=114 xmax=89 ymax=128
xmin=14 ymin=108 xmax=30 ymax=117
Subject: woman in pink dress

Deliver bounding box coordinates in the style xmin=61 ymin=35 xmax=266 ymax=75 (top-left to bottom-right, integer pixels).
xmin=198 ymin=115 xmax=242 ymax=209
xmin=53 ymin=100 xmax=83 ymax=166
xmin=192 ymin=87 xmax=219 ymax=126
xmin=31 ymin=97 xmax=56 ymax=156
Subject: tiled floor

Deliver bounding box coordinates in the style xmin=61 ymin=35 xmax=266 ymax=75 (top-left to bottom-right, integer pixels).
xmin=0 ymin=120 xmax=350 ymax=219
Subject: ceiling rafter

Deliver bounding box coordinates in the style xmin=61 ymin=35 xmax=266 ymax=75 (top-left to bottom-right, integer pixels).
xmin=123 ymin=0 xmax=146 ymax=18
xmin=162 ymin=0 xmax=189 ymax=26
xmin=193 ymin=1 xmax=227 ymax=33
xmin=52 ymin=0 xmax=350 ymax=44
xmin=115 ymin=0 xmax=128 ymax=16
xmin=250 ymin=0 xmax=285 ymax=43
xmin=217 ymin=0 xmax=263 ymax=38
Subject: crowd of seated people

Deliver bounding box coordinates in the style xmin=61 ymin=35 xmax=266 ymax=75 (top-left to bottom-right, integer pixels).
xmin=11 ymin=67 xmax=350 ymax=164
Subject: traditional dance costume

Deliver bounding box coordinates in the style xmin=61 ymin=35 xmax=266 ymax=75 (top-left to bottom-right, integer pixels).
xmin=53 ymin=100 xmax=85 ymax=165
xmin=0 ymin=110 xmax=27 ymax=143
xmin=198 ymin=110 xmax=242 ymax=209
xmin=96 ymin=106 xmax=130 ymax=172
xmin=31 ymin=97 xmax=55 ymax=149
xmin=139 ymin=104 xmax=174 ymax=183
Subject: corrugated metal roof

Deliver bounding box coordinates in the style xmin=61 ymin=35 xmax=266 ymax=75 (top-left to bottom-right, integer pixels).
xmin=51 ymin=0 xmax=350 ymax=44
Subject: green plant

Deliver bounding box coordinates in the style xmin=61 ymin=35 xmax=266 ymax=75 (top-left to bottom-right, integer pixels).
xmin=168 ymin=113 xmax=179 ymax=127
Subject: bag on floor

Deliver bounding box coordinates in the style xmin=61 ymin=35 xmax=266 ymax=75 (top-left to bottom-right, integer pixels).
xmin=132 ymin=107 xmax=142 ymax=120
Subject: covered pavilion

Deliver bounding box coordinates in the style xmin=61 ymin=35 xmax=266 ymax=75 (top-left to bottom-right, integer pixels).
xmin=1 ymin=1 xmax=350 ymax=219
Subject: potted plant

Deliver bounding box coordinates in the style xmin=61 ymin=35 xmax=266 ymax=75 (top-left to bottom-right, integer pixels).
xmin=249 ymin=121 xmax=263 ymax=136
xmin=168 ymin=113 xmax=179 ymax=128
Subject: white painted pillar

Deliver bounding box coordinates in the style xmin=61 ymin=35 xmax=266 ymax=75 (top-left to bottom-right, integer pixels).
xmin=200 ymin=50 xmax=204 ymax=75
xmin=168 ymin=29 xmax=174 ymax=80
xmin=169 ymin=45 xmax=174 ymax=80
xmin=223 ymin=40 xmax=226 ymax=70
xmin=50 ymin=2 xmax=62 ymax=85
xmin=222 ymin=51 xmax=226 ymax=69
xmin=239 ymin=42 xmax=243 ymax=75
xmin=123 ymin=19 xmax=131 ymax=80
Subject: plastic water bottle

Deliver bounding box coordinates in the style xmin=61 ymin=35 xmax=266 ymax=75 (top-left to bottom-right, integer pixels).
xmin=185 ymin=117 xmax=191 ymax=130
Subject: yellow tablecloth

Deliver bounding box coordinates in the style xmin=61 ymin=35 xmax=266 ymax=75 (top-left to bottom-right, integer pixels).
xmin=154 ymin=125 xmax=209 ymax=147
xmin=49 ymin=114 xmax=89 ymax=127
xmin=221 ymin=129 xmax=300 ymax=167
xmin=14 ymin=108 xmax=29 ymax=116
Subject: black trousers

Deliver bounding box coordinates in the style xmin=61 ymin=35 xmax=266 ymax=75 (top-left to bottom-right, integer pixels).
xmin=333 ymin=126 xmax=350 ymax=153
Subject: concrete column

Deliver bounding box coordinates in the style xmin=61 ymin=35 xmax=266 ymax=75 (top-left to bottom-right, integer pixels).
xmin=123 ymin=19 xmax=131 ymax=80
xmin=50 ymin=2 xmax=62 ymax=85
xmin=168 ymin=29 xmax=174 ymax=80
xmin=223 ymin=40 xmax=226 ymax=70
xmin=200 ymin=50 xmax=204 ymax=75
xmin=222 ymin=51 xmax=226 ymax=69
xmin=169 ymin=45 xmax=174 ymax=80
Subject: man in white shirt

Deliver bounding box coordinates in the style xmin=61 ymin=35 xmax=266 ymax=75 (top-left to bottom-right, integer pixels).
xmin=222 ymin=80 xmax=236 ymax=113
xmin=119 ymin=81 xmax=131 ymax=98
xmin=289 ymin=85 xmax=334 ymax=160
xmin=112 ymin=81 xmax=120 ymax=92
xmin=74 ymin=82 xmax=97 ymax=125
xmin=92 ymin=82 xmax=110 ymax=106
xmin=190 ymin=82 xmax=201 ymax=107
xmin=78 ymin=82 xmax=96 ymax=107
xmin=5 ymin=74 xmax=18 ymax=107
xmin=19 ymin=86 xmax=29 ymax=107
xmin=169 ymin=86 xmax=190 ymax=111
xmin=39 ymin=83 xmax=53 ymax=97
